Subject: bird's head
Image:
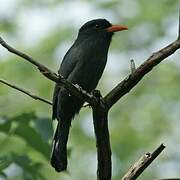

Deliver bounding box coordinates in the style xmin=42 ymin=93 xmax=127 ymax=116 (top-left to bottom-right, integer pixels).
xmin=78 ymin=19 xmax=128 ymax=39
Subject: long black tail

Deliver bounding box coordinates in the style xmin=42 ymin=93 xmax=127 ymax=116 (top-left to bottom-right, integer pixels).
xmin=51 ymin=88 xmax=84 ymax=172
xmin=51 ymin=119 xmax=71 ymax=172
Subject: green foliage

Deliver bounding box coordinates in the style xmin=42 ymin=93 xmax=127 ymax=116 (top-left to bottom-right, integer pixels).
xmin=0 ymin=0 xmax=180 ymax=179
xmin=0 ymin=113 xmax=53 ymax=179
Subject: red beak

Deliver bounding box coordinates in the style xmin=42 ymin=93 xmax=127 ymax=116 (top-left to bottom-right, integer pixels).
xmin=106 ymin=25 xmax=128 ymax=33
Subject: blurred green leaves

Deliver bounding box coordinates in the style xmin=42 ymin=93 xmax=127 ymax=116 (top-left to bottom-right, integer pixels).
xmin=0 ymin=154 xmax=45 ymax=180
xmin=0 ymin=113 xmax=52 ymax=159
xmin=0 ymin=112 xmax=53 ymax=179
xmin=0 ymin=0 xmax=180 ymax=179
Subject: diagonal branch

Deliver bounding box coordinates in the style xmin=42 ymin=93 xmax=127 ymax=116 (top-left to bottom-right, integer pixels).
xmin=1 ymin=12 xmax=180 ymax=180
xmin=104 ymin=11 xmax=180 ymax=110
xmin=104 ymin=39 xmax=180 ymax=110
xmin=0 ymin=37 xmax=97 ymax=106
xmin=178 ymin=9 xmax=180 ymax=39
xmin=122 ymin=144 xmax=165 ymax=180
xmin=0 ymin=78 xmax=52 ymax=105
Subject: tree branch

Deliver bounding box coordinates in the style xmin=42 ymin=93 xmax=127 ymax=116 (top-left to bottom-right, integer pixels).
xmin=1 ymin=13 xmax=180 ymax=180
xmin=0 ymin=78 xmax=52 ymax=105
xmin=122 ymin=144 xmax=165 ymax=180
xmin=178 ymin=9 xmax=180 ymax=39
xmin=104 ymin=11 xmax=180 ymax=110
xmin=0 ymin=78 xmax=90 ymax=108
xmin=0 ymin=37 xmax=97 ymax=106
xmin=104 ymin=39 xmax=180 ymax=110
xmin=92 ymin=92 xmax=111 ymax=180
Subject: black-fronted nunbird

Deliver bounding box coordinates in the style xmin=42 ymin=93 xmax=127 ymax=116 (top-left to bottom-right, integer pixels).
xmin=51 ymin=19 xmax=128 ymax=172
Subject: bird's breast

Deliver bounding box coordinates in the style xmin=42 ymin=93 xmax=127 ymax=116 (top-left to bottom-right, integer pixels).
xmin=66 ymin=37 xmax=110 ymax=92
xmin=69 ymin=51 xmax=107 ymax=91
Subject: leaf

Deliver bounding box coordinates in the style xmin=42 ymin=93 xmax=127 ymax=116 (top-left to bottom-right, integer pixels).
xmin=14 ymin=123 xmax=51 ymax=159
xmin=0 ymin=155 xmax=13 ymax=171
xmin=0 ymin=113 xmax=51 ymax=159
xmin=0 ymin=171 xmax=7 ymax=178
xmin=12 ymin=112 xmax=36 ymax=125
xmin=0 ymin=119 xmax=11 ymax=133
xmin=0 ymin=154 xmax=46 ymax=180
xmin=33 ymin=117 xmax=53 ymax=141
xmin=14 ymin=154 xmax=45 ymax=180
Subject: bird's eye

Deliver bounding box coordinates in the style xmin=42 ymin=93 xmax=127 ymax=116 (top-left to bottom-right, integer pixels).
xmin=95 ymin=24 xmax=100 ymax=29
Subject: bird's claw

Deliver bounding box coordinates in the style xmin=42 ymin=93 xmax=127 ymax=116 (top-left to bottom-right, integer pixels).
xmin=92 ymin=90 xmax=101 ymax=97
xmin=74 ymin=84 xmax=82 ymax=91
xmin=92 ymin=90 xmax=102 ymax=104
xmin=38 ymin=68 xmax=47 ymax=74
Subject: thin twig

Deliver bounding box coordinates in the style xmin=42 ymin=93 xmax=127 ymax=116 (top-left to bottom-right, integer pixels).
xmin=178 ymin=9 xmax=180 ymax=39
xmin=130 ymin=59 xmax=136 ymax=73
xmin=122 ymin=144 xmax=165 ymax=180
xmin=0 ymin=78 xmax=52 ymax=105
xmin=0 ymin=13 xmax=180 ymax=180
xmin=0 ymin=37 xmax=97 ymax=106
xmin=104 ymin=13 xmax=180 ymax=110
xmin=104 ymin=39 xmax=180 ymax=110
xmin=0 ymin=78 xmax=93 ymax=108
xmin=159 ymin=178 xmax=180 ymax=180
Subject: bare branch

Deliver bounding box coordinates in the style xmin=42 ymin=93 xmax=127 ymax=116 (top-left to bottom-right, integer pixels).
xmin=92 ymin=101 xmax=111 ymax=180
xmin=122 ymin=144 xmax=165 ymax=180
xmin=0 ymin=37 xmax=97 ymax=106
xmin=104 ymin=39 xmax=180 ymax=110
xmin=178 ymin=9 xmax=180 ymax=39
xmin=0 ymin=78 xmax=52 ymax=105
xmin=159 ymin=178 xmax=180 ymax=180
xmin=1 ymin=13 xmax=179 ymax=180
xmin=130 ymin=59 xmax=136 ymax=73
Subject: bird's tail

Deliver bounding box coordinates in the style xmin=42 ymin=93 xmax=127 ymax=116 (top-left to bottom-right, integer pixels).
xmin=51 ymin=88 xmax=84 ymax=172
xmin=51 ymin=119 xmax=71 ymax=172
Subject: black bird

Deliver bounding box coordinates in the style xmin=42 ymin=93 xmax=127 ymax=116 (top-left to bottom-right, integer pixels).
xmin=51 ymin=19 xmax=128 ymax=172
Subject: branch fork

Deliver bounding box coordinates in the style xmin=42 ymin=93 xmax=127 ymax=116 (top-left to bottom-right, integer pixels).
xmin=1 ymin=12 xmax=180 ymax=180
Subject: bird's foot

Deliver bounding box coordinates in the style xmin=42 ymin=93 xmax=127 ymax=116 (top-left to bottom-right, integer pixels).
xmin=74 ymin=84 xmax=84 ymax=92
xmin=92 ymin=90 xmax=103 ymax=104
xmin=92 ymin=90 xmax=101 ymax=97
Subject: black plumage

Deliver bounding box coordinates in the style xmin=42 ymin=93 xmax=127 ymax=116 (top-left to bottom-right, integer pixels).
xmin=51 ymin=19 xmax=127 ymax=172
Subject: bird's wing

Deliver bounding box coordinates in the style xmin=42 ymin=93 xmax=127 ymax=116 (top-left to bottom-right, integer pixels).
xmin=58 ymin=46 xmax=79 ymax=78
xmin=52 ymin=46 xmax=79 ymax=120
